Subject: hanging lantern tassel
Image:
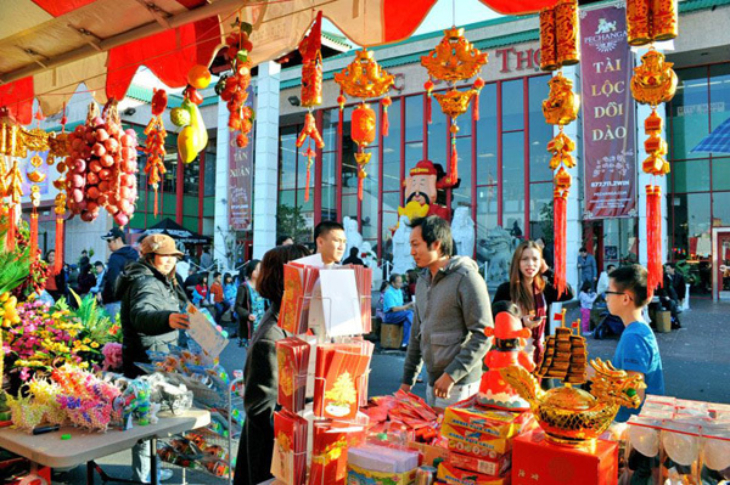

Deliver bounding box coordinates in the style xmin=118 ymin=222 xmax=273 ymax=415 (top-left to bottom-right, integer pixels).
xmin=646 ymin=185 xmax=663 ymax=294
xmin=424 ymin=80 xmax=434 ymax=125
xmin=381 ymin=96 xmax=392 ymax=137
xmin=54 ymin=195 xmax=66 ymax=275
xmin=6 ymin=206 xmax=16 ymax=252
xmin=30 ymin=209 xmax=39 ymax=261
xmin=153 ymin=184 xmax=160 ymax=217
xmin=447 ymin=123 xmax=459 ymax=185
xmin=355 ymin=151 xmax=371 ymax=201
xmin=337 ymin=92 xmax=346 ymax=137
xmin=553 ymin=189 xmax=568 ymax=298
xmin=473 ymin=78 xmax=485 ymax=122
xmin=303 ymin=146 xmax=316 ymax=202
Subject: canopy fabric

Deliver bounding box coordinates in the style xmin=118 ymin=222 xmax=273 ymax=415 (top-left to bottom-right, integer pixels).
xmin=143 ymin=218 xmax=211 ymax=244
xmin=0 ymin=0 xmax=558 ymax=123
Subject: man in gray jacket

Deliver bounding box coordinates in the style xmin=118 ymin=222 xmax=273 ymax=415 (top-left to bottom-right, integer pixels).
xmin=400 ymin=216 xmax=493 ymax=408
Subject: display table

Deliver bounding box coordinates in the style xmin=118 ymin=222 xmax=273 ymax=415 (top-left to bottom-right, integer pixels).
xmin=0 ymin=409 xmax=210 ymax=485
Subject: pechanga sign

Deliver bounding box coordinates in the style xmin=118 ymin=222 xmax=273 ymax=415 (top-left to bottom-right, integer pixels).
xmin=580 ymin=6 xmax=637 ymax=220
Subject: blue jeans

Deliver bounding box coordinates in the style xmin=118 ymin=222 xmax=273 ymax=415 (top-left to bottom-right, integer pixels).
xmin=383 ymin=310 xmax=413 ymax=346
xmin=105 ymin=301 xmax=121 ymax=323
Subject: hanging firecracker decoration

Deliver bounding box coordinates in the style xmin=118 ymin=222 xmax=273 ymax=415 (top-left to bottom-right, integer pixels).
xmin=421 ymin=27 xmax=488 ymax=186
xmin=626 ymin=0 xmax=678 ymax=47
xmin=539 ymin=0 xmax=580 ymax=71
xmin=144 ymin=89 xmax=168 ymax=216
xmin=543 ymin=75 xmax=579 ymax=297
xmin=334 ymin=49 xmax=395 ymax=200
xmin=219 ymin=20 xmax=254 ymax=149
xmin=631 ymin=47 xmax=678 ymax=292
xmin=26 ymin=154 xmax=46 ymax=261
xmin=53 ymin=194 xmax=66 ymax=276
xmin=296 ymin=12 xmax=325 ymax=202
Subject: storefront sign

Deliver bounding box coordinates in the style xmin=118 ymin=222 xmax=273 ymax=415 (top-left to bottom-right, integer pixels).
xmin=580 ymin=6 xmax=637 ymax=219
xmin=228 ymin=130 xmax=254 ymax=231
xmin=494 ymin=47 xmax=541 ymax=73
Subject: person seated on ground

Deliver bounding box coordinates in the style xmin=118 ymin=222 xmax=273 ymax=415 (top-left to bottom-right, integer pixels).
xmin=664 ymin=263 xmax=686 ymax=308
xmin=342 ymin=246 xmax=365 ymax=266
xmin=657 ymin=269 xmax=682 ymax=329
xmin=382 ymin=273 xmax=414 ymax=350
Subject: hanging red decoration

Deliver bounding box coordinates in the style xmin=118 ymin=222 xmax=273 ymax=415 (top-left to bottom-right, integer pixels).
xmin=26 ymin=154 xmax=45 ymax=261
xmin=296 ymin=12 xmax=325 ymax=202
xmin=144 ymin=89 xmax=168 ymax=216
xmin=334 ymin=49 xmax=395 ymax=200
xmin=219 ymin=20 xmax=254 ymax=149
xmin=421 ymin=27 xmax=488 ymax=185
xmin=626 ymin=0 xmax=678 ymax=46
xmin=54 ymin=194 xmax=66 ymax=275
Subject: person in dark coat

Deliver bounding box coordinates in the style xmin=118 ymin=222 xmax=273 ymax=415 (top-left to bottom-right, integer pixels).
xmin=234 ymin=244 xmax=310 ymax=485
xmin=101 ymin=227 xmax=139 ymax=320
xmin=492 ymin=240 xmax=574 ymax=368
xmin=115 ymin=234 xmax=189 ymax=483
xmin=234 ymin=259 xmax=267 ymax=346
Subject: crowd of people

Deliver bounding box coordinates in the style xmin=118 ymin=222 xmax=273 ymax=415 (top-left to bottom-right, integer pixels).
xmin=34 ymin=217 xmax=671 ymax=484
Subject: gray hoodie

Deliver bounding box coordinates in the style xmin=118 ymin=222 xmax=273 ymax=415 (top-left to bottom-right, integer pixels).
xmin=402 ymin=256 xmax=493 ymax=387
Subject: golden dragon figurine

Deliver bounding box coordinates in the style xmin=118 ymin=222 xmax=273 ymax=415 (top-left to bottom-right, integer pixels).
xmin=501 ymin=358 xmax=645 ymax=445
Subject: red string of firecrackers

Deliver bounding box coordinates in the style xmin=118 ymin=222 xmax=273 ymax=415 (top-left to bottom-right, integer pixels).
xmin=473 ymin=78 xmax=485 ymax=122
xmin=54 ymin=194 xmax=66 ymax=275
xmin=381 ymin=97 xmax=392 ymax=137
xmin=553 ymin=189 xmax=568 ymax=297
xmin=646 ymin=185 xmax=663 ymax=296
xmin=29 ymin=211 xmax=38 ymax=260
xmin=424 ymin=80 xmax=434 ymax=125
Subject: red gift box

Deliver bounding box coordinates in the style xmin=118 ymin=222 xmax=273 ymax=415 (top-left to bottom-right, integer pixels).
xmin=512 ymin=430 xmax=618 ymax=485
xmin=448 ymin=450 xmax=511 ymax=477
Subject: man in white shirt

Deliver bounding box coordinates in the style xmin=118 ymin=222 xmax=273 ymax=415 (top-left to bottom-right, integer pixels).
xmin=315 ymin=220 xmax=346 ymax=267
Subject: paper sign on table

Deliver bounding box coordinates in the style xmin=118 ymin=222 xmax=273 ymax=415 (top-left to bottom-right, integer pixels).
xmin=185 ymin=303 xmax=228 ymax=358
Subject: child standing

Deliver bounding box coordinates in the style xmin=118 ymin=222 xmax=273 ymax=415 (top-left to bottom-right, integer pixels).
xmin=579 ymin=280 xmax=598 ymax=335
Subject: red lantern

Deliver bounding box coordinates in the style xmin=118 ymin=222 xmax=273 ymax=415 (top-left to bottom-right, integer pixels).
xmin=351 ymin=104 xmax=376 ymax=148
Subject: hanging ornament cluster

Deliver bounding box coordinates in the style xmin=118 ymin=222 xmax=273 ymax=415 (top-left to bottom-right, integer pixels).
xmin=539 ymin=0 xmax=580 ymax=298
xmin=334 ymin=49 xmax=394 ymax=200
xmin=539 ymin=0 xmax=580 ymax=71
xmin=172 ymin=65 xmax=210 ymax=163
xmin=296 ymin=12 xmax=325 ymax=202
xmin=631 ymin=47 xmax=678 ymax=292
xmin=421 ymin=27 xmax=488 ymax=186
xmin=143 ymin=89 xmax=168 ymax=216
xmin=25 ymin=153 xmax=45 ymax=261
xmin=63 ymin=101 xmax=139 ymax=227
xmin=626 ymin=0 xmax=678 ymax=46
xmin=219 ymin=20 xmax=254 ymax=149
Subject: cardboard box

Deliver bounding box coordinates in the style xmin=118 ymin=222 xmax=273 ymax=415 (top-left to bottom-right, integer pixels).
xmin=512 ymin=431 xmax=618 ymax=485
xmin=438 ymin=462 xmax=511 ymax=485
xmin=441 ymin=422 xmax=512 ymax=457
xmin=448 ymin=451 xmax=511 ymax=477
xmin=348 ymin=463 xmax=417 ymax=485
xmin=408 ymin=440 xmax=450 ymax=467
xmin=444 ymin=397 xmax=534 ymax=439
xmin=381 ymin=323 xmax=404 ymax=349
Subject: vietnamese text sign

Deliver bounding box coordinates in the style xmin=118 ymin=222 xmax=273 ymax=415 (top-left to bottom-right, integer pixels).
xmin=580 ymin=6 xmax=637 ymax=219
xmin=228 ymin=130 xmax=254 ymax=231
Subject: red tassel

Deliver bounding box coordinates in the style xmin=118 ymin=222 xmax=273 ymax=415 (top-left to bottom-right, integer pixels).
xmin=473 ymin=92 xmax=480 ymax=122
xmin=449 ymin=133 xmax=459 ymax=183
xmin=153 ymin=188 xmax=159 ymax=217
xmin=553 ymin=191 xmax=567 ymax=298
xmin=426 ymin=94 xmax=432 ymax=125
xmin=55 ymin=215 xmax=64 ymax=275
xmin=358 ymin=171 xmax=364 ymax=201
xmin=30 ymin=210 xmax=38 ymax=261
xmin=646 ymin=185 xmax=663 ymax=295
xmin=337 ymin=92 xmax=346 ymax=137
xmin=305 ymin=163 xmax=311 ymax=202
xmin=382 ymin=108 xmax=389 ymax=137
xmin=6 ymin=206 xmax=16 ymax=252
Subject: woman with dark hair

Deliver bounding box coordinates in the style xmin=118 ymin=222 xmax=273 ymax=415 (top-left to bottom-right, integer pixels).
xmin=115 ymin=234 xmax=189 ymax=483
xmin=76 ymin=263 xmax=97 ymax=296
xmin=235 ymin=244 xmax=310 ymax=485
xmin=44 ymin=250 xmax=68 ymax=302
xmin=193 ymin=272 xmax=209 ymax=306
xmin=234 ymin=259 xmax=266 ymax=347
xmin=492 ymin=240 xmax=574 ymax=367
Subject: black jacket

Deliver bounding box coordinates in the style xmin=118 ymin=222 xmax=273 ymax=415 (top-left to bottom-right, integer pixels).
xmin=235 ymin=305 xmax=287 ymax=485
xmin=102 ymin=246 xmax=139 ymax=304
xmin=115 ymin=260 xmax=188 ymax=378
xmin=492 ymin=269 xmax=575 ymax=316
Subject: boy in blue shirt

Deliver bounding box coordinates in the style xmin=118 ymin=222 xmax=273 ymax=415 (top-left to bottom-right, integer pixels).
xmin=382 ymin=273 xmax=414 ymax=349
xmin=605 ymin=264 xmax=665 ymax=423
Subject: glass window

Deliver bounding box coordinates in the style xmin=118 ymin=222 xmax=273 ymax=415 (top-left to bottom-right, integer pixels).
xmin=342 ymin=133 xmax=358 ymax=196
xmin=452 ymin=136 xmax=473 ymax=208
xmin=709 ymin=63 xmax=730 ymax=132
xmin=322 ymin=151 xmax=336 ymax=187
xmin=528 ymin=75 xmax=554 ymax=182
xmin=383 ymin=98 xmax=402 ymax=192
xmin=405 ymin=141 xmax=423 ymax=174
xmin=342 ymin=194 xmax=358 ymax=221
xmin=428 ymin=101 xmax=448 ymax=164
xmin=183 ymin=158 xmax=200 ymax=195
xmin=712 ymin=157 xmax=730 ymax=191
xmin=323 ymin=109 xmax=338 ymax=149
xmin=476 ymin=83 xmax=498 ymax=186
xmin=502 ymin=79 xmax=524 ymax=132
xmin=383 ymin=191 xmax=401 ymax=213
xmin=672 ymin=160 xmax=710 ymax=193
xmin=405 ymin=95 xmax=424 ymax=142
xmin=528 ymin=182 xmax=553 ymax=241
xmin=670 ymin=67 xmax=709 ymax=160
xmin=204 ymin=148 xmax=217 ymax=197
xmin=279 ymin=125 xmax=298 ymax=190
xmin=362 ymin=148 xmax=380 ymax=241
xmin=713 ymin=191 xmax=730 ymax=227
xmin=670 ymin=192 xmax=712 ymax=258
xmin=475 ymin=185 xmax=498 ymax=266
xmin=502 ymin=131 xmax=526 ymax=236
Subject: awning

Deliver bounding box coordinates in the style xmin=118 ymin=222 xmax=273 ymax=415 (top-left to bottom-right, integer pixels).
xmin=142 ymin=217 xmax=211 ymax=244
xmin=0 ymin=0 xmax=559 ymax=124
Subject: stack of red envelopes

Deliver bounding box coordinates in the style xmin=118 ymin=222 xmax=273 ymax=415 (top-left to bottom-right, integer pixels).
xmin=313 ymin=342 xmax=373 ymax=420
xmin=272 ymin=409 xmax=308 ymax=485
xmin=276 ymin=337 xmax=311 ymax=412
xmin=308 ymin=419 xmax=366 ymax=485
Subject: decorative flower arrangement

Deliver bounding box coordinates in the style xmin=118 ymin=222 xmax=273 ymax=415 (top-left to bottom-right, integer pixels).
xmin=3 ymin=299 xmax=90 ymax=381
